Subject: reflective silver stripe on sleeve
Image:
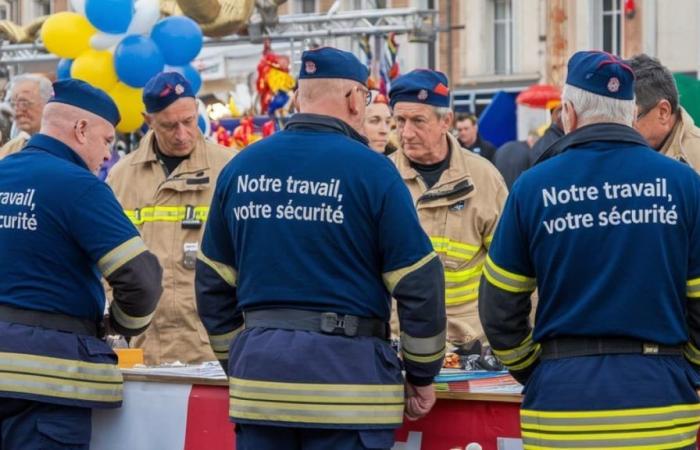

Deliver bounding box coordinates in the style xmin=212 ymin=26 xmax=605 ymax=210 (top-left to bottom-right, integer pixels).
xmin=208 ymin=326 xmax=243 ymax=353
xmin=111 ymin=302 xmax=155 ymax=331
xmin=688 ymin=278 xmax=700 ymax=298
xmin=400 ymin=330 xmax=446 ymax=356
xmin=197 ymin=251 xmax=237 ymax=287
xmin=482 ymin=255 xmax=536 ymax=293
xmin=98 ymin=236 xmax=148 ymax=277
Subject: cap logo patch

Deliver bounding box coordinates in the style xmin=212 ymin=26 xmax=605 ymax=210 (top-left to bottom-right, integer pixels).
xmin=305 ymin=61 xmax=316 ymax=74
xmin=434 ymin=82 xmax=449 ymax=96
xmin=159 ymin=85 xmax=173 ymax=97
xmin=607 ymin=77 xmax=620 ymax=93
xmin=175 ymin=84 xmax=185 ymax=95
xmin=417 ymin=89 xmax=428 ymax=100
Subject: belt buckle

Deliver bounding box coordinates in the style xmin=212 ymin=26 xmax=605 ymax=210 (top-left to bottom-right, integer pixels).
xmin=320 ymin=313 xmax=359 ymax=337
xmin=643 ymin=343 xmax=659 ymax=355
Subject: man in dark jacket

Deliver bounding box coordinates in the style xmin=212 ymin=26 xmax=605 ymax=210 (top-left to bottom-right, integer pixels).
xmin=455 ymin=113 xmax=497 ymax=162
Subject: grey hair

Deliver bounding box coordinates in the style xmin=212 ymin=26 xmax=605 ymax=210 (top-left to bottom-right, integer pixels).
xmin=562 ymin=84 xmax=636 ymax=126
xmin=9 ymin=74 xmax=53 ymax=102
xmin=434 ymin=106 xmax=452 ymax=119
xmin=627 ymin=53 xmax=679 ymax=115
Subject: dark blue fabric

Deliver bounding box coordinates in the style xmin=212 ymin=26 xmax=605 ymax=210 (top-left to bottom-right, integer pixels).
xmin=389 ymin=69 xmax=450 ymax=108
xmin=488 ymin=124 xmax=700 ymax=345
xmin=298 ymin=47 xmax=369 ymax=85
xmin=142 ymin=71 xmax=195 ymax=113
xmin=235 ymin=422 xmax=394 ymax=450
xmin=566 ymin=50 xmax=635 ymax=100
xmin=201 ymin=114 xmax=433 ymax=319
xmin=0 ymin=398 xmax=91 ymax=449
xmin=523 ymin=355 xmax=700 ymax=411
xmin=0 ymin=134 xmax=140 ymax=321
xmin=49 ymin=79 xmax=120 ymax=126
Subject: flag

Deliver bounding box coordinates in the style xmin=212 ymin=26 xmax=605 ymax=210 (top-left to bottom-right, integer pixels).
xmin=379 ymin=32 xmax=400 ymax=95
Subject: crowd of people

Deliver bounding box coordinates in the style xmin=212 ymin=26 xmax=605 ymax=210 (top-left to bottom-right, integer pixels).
xmin=0 ymin=45 xmax=699 ymax=450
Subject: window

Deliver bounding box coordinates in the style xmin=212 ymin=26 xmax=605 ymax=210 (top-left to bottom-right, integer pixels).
xmin=353 ymin=0 xmax=387 ymax=9
xmin=0 ymin=5 xmax=7 ymax=20
xmin=594 ymin=0 xmax=622 ymax=55
xmin=493 ymin=0 xmax=513 ymax=75
xmin=32 ymin=0 xmax=51 ymax=16
xmin=293 ymin=0 xmax=317 ymax=14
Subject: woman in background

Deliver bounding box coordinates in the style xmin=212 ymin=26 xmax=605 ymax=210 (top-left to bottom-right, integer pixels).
xmin=363 ymin=91 xmax=397 ymax=155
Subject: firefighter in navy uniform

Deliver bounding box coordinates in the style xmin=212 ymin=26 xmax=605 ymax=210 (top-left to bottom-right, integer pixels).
xmin=0 ymin=79 xmax=162 ymax=450
xmin=479 ymin=51 xmax=700 ymax=449
xmin=196 ymin=47 xmax=446 ymax=450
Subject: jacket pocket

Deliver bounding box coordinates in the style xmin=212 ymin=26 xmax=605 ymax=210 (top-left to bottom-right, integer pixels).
xmin=37 ymin=407 xmax=91 ymax=448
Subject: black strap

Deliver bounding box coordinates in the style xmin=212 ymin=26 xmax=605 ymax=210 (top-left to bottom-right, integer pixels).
xmin=540 ymin=337 xmax=683 ymax=360
xmin=244 ymin=309 xmax=389 ymax=340
xmin=0 ymin=304 xmax=99 ymax=336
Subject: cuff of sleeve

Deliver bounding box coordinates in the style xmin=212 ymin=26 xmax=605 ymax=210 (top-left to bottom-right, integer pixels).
xmin=406 ymin=373 xmax=434 ymax=386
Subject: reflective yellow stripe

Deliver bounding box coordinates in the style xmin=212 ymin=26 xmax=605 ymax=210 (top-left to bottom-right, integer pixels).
xmin=229 ymin=377 xmax=404 ymax=425
xmin=208 ymin=326 xmax=243 ymax=354
xmin=124 ymin=205 xmax=210 ymax=226
xmin=402 ymin=347 xmax=446 ymax=364
xmin=688 ymin=277 xmax=700 ymax=298
xmin=683 ymin=341 xmax=700 ymax=365
xmin=110 ymin=302 xmax=155 ymax=331
xmin=445 ymin=280 xmax=479 ymax=305
xmin=97 ymin=236 xmax=148 ymax=277
xmin=444 ymin=264 xmax=483 ymax=283
xmin=382 ymin=251 xmax=437 ymax=294
xmin=0 ymin=352 xmax=122 ymax=404
xmin=493 ymin=332 xmax=540 ymax=371
xmin=430 ymin=236 xmax=479 ymax=262
xmin=484 ymin=234 xmax=493 ymax=248
xmin=521 ymin=403 xmax=700 ymax=419
xmin=197 ymin=251 xmax=237 ymax=287
xmin=483 ymin=254 xmax=536 ymax=293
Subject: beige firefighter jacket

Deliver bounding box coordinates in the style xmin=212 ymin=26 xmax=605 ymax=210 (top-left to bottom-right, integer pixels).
xmin=0 ymin=133 xmax=29 ymax=159
xmin=107 ymin=130 xmax=235 ymax=365
xmin=391 ymin=133 xmax=508 ymax=346
xmin=660 ymin=107 xmax=700 ymax=173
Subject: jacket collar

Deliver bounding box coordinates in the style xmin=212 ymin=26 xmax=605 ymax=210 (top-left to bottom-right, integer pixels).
xmin=24 ymin=133 xmax=91 ymax=172
xmin=395 ymin=132 xmax=472 ymax=186
xmin=660 ymin=107 xmax=693 ymax=161
xmin=284 ymin=113 xmax=369 ymax=145
xmin=535 ymin=123 xmax=649 ymax=165
xmin=130 ymin=130 xmax=211 ymax=175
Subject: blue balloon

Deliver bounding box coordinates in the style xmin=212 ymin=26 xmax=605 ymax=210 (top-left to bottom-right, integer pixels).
xmin=198 ymin=115 xmax=209 ymax=135
xmin=114 ymin=36 xmax=164 ymax=88
xmin=166 ymin=64 xmax=202 ymax=94
xmin=85 ymin=0 xmax=134 ymax=34
xmin=56 ymin=59 xmax=73 ymax=80
xmin=151 ymin=16 xmax=203 ymax=66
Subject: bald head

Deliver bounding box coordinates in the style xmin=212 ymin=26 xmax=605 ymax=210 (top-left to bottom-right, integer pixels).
xmin=41 ymin=102 xmax=116 ymax=174
xmin=295 ymin=78 xmax=368 ymax=133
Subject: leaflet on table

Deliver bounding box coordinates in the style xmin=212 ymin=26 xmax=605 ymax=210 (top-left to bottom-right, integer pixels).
xmin=121 ymin=361 xmax=227 ymax=380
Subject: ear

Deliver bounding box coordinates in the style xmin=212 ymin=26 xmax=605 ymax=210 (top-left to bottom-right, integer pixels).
xmin=441 ymin=111 xmax=454 ymax=133
xmin=657 ymin=99 xmax=674 ymax=125
xmin=347 ymin=89 xmax=360 ymax=116
xmin=142 ymin=112 xmax=152 ymax=127
xmin=74 ymin=119 xmax=89 ymax=144
xmin=562 ymin=101 xmax=578 ymax=134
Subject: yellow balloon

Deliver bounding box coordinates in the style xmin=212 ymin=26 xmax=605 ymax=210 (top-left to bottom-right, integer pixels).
xmin=71 ymin=49 xmax=118 ymax=93
xmin=41 ymin=12 xmax=96 ymax=59
xmin=267 ymin=68 xmax=295 ymax=93
xmin=110 ymin=83 xmax=145 ymax=133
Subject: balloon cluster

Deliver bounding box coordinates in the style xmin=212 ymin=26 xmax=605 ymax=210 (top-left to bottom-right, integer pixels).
xmin=256 ymin=40 xmax=294 ymax=116
xmin=41 ymin=0 xmax=204 ymax=133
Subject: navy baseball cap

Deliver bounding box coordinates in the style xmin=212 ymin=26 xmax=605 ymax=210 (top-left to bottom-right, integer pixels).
xmin=143 ymin=72 xmax=195 ymax=114
xmin=49 ymin=79 xmax=121 ymax=127
xmin=298 ymin=47 xmax=369 ymax=85
xmin=566 ymin=51 xmax=635 ymax=100
xmin=388 ymin=69 xmax=450 ymax=108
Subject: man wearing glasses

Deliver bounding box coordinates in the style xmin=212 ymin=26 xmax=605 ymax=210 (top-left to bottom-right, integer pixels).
xmin=628 ymin=54 xmax=700 ymax=172
xmin=0 ymin=74 xmax=53 ymax=159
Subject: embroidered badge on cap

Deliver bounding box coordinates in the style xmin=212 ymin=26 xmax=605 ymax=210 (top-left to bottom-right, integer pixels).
xmin=305 ymin=61 xmax=317 ymax=74
xmin=607 ymin=77 xmax=620 ymax=93
xmin=159 ymin=85 xmax=172 ymax=97
xmin=417 ymin=89 xmax=428 ymax=100
xmin=175 ymin=84 xmax=185 ymax=95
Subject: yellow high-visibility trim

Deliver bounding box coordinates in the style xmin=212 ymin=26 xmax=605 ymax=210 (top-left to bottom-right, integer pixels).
xmin=484 ymin=235 xmax=494 ymax=247
xmin=507 ymin=345 xmax=541 ymax=371
xmin=197 ymin=251 xmax=237 ymax=287
xmin=521 ymin=403 xmax=700 ymax=419
xmin=688 ymin=277 xmax=700 ymax=298
xmin=110 ymin=302 xmax=154 ymax=331
xmin=444 ymin=264 xmax=483 ymax=283
xmin=523 ymin=436 xmax=698 ymax=450
xmin=521 ymin=415 xmax=700 ymax=432
xmin=230 ymin=377 xmax=404 ymax=393
xmin=0 ymin=352 xmax=121 ymax=377
xmin=208 ymin=326 xmax=243 ymax=353
xmin=0 ymin=374 xmax=122 ymax=403
xmin=483 ymin=254 xmax=536 ymax=293
xmin=683 ymin=341 xmax=700 ymax=365
xmin=125 ymin=205 xmax=210 ymax=226
xmin=97 ymin=236 xmax=148 ymax=277
xmin=493 ymin=332 xmax=537 ymax=365
xmin=402 ymin=348 xmax=446 ymax=364
xmin=521 ymin=422 xmax=699 ymax=441
xmin=430 ymin=236 xmax=479 ymax=262
xmin=445 ymin=291 xmax=478 ymax=306
xmin=382 ymin=252 xmax=437 ymax=294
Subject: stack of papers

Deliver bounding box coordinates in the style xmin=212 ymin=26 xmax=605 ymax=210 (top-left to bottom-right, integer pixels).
xmin=434 ymin=369 xmax=522 ymax=394
xmin=121 ymin=361 xmax=227 ymax=380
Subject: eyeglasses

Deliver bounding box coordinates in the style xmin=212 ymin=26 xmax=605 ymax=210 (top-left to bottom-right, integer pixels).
xmin=10 ymin=99 xmax=35 ymax=110
xmin=636 ymin=100 xmax=661 ymax=121
xmin=345 ymin=85 xmax=372 ymax=106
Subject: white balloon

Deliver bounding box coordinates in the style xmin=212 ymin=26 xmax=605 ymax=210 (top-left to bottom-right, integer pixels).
xmin=127 ymin=0 xmax=161 ymax=36
xmin=69 ymin=0 xmax=86 ymax=16
xmin=90 ymin=32 xmax=125 ymax=50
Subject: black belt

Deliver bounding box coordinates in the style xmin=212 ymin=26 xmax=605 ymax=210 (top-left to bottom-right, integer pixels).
xmin=0 ymin=304 xmax=99 ymax=337
xmin=540 ymin=337 xmax=683 ymax=360
xmin=244 ymin=309 xmax=389 ymax=340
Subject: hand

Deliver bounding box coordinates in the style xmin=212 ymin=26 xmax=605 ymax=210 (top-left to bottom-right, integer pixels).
xmin=404 ymin=382 xmax=436 ymax=421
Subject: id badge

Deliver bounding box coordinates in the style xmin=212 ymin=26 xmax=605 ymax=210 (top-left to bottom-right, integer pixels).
xmin=183 ymin=242 xmax=198 ymax=269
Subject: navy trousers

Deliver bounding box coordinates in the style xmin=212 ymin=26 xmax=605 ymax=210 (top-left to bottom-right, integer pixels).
xmin=0 ymin=398 xmax=91 ymax=450
xmin=235 ymin=423 xmax=395 ymax=450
